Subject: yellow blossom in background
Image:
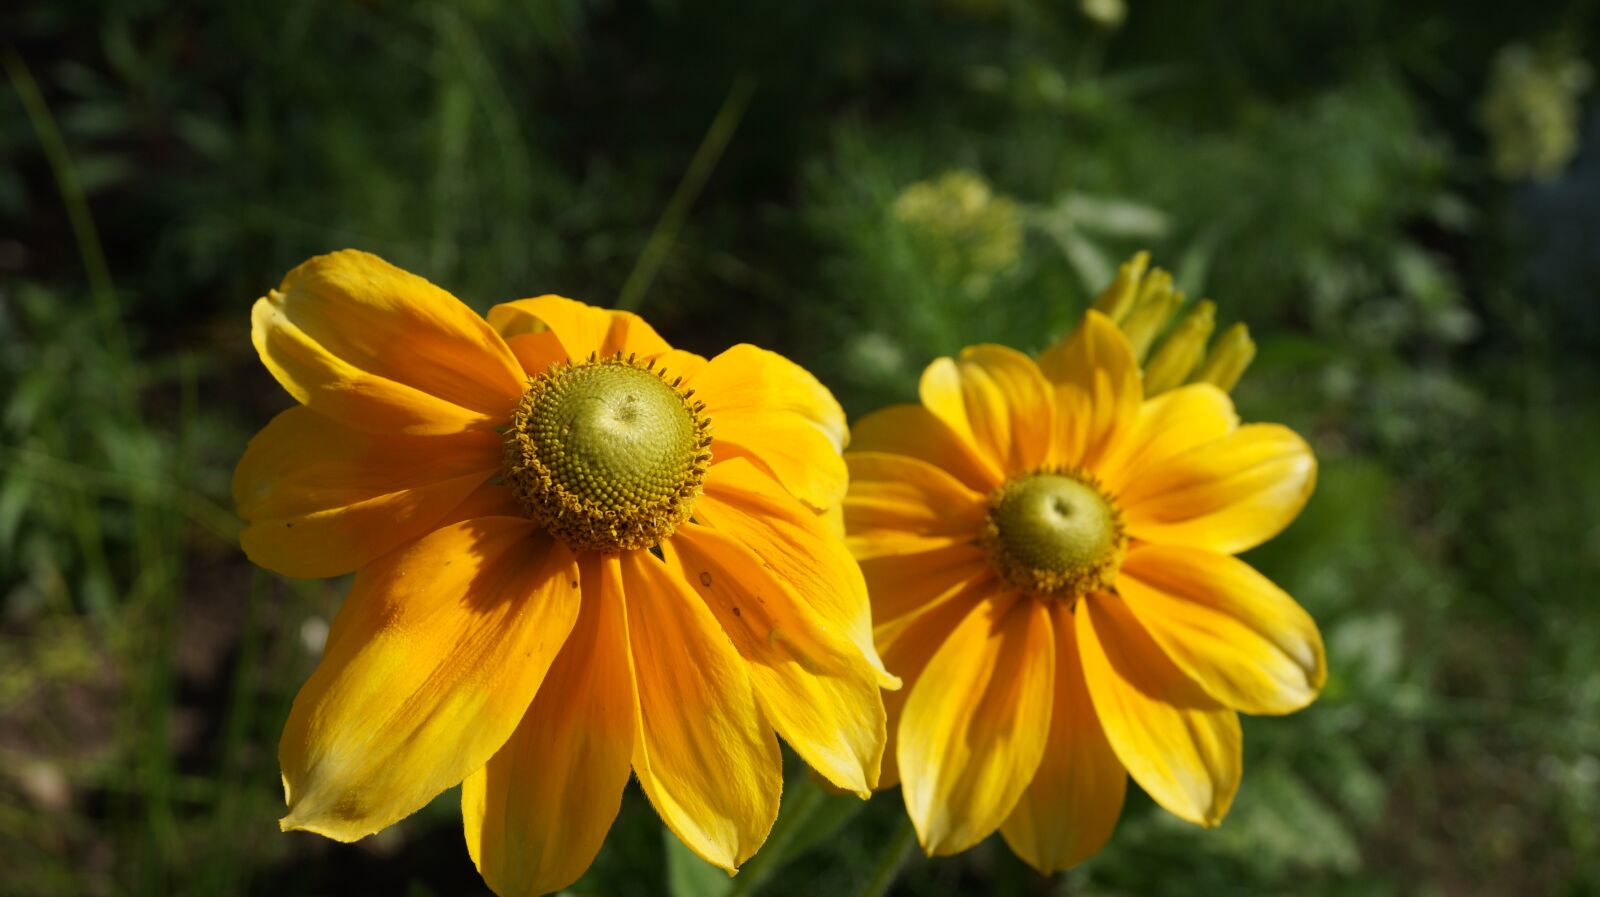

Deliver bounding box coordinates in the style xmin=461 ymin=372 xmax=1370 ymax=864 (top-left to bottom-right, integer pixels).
xmin=893 ymin=170 xmax=1024 ymax=295
xmin=1478 ymin=42 xmax=1593 ymax=182
xmin=1079 ymin=0 xmax=1126 ymax=29
xmin=233 ymin=251 xmax=893 ymax=897
xmin=844 ymin=252 xmax=1323 ymax=871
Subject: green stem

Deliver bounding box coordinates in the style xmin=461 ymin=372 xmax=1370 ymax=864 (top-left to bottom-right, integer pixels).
xmin=616 ymin=73 xmax=754 ymax=312
xmin=854 ymin=815 xmax=918 ymax=897
xmin=3 ymin=50 xmax=132 ymax=401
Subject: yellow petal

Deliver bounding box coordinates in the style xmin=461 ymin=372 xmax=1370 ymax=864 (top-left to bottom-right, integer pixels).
xmin=709 ymin=429 xmax=844 ymax=515
xmin=1089 ymin=251 xmax=1150 ymax=324
xmin=252 ymin=250 xmax=525 ymax=434
xmin=1000 ymin=603 xmax=1126 ymax=873
xmin=876 ymin=584 xmax=988 ymax=790
xmin=651 ymin=348 xmax=710 ymax=382
xmin=693 ymin=344 xmax=847 ymax=450
xmin=233 ymin=406 xmax=500 ymax=578
xmin=1096 ymin=384 xmax=1238 ymax=494
xmin=462 ymin=554 xmax=635 ymax=897
xmin=1117 ymin=273 xmax=1183 ymax=362
xmin=1077 ymin=592 xmax=1241 ymax=827
xmin=850 ymin=403 xmax=1004 ymax=493
xmin=688 ymin=344 xmax=848 ymax=510
xmin=856 ymin=542 xmax=991 ymax=630
xmin=665 ymin=523 xmax=887 ymax=796
xmin=1118 ymin=423 xmax=1317 ymax=554
xmin=1143 ymin=299 xmax=1216 ymax=395
xmin=917 ymin=345 xmax=1055 ymax=475
xmin=820 ymin=503 xmax=846 ymax=539
xmin=1190 ymin=322 xmax=1256 ymax=392
xmin=487 ymin=294 xmax=672 ymax=360
xmin=899 ymin=595 xmax=1055 ymax=855
xmin=843 ymin=451 xmax=988 ymax=542
xmin=279 ymin=518 xmax=580 ymax=841
xmin=1119 ymin=545 xmax=1326 ymax=715
xmin=620 ymin=549 xmax=782 ymax=873
xmin=846 ymin=531 xmax=976 ymax=562
xmin=1037 ymin=311 xmax=1142 ymax=469
xmin=697 ymin=459 xmax=894 ymax=687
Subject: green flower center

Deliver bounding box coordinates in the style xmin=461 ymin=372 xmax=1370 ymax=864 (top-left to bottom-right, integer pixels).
xmin=504 ymin=355 xmax=710 ymax=552
xmin=981 ymin=470 xmax=1126 ymax=600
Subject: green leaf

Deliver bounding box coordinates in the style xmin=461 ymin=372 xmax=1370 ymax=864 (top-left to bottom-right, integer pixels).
xmin=1054 ymin=227 xmax=1113 ymax=295
xmin=665 ymin=826 xmax=733 ymax=897
xmin=725 ymin=775 xmax=871 ymax=897
xmin=1208 ymin=765 xmax=1361 ymax=876
xmin=1059 ymin=193 xmax=1169 ymax=238
xmin=771 ymin=777 xmax=871 ymax=860
xmin=1329 ymin=611 xmax=1404 ymax=688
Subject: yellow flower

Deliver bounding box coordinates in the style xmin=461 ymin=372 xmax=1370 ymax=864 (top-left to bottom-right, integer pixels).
xmin=892 ymin=170 xmax=1023 ymax=295
xmin=844 ymin=257 xmax=1323 ymax=871
xmin=1079 ymin=0 xmax=1126 ymax=29
xmin=1478 ymin=42 xmax=1592 ymax=182
xmin=234 ymin=250 xmax=893 ymax=896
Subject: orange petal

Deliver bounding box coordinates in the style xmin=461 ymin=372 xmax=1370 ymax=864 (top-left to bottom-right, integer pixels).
xmin=1119 ymin=545 xmax=1326 ymax=715
xmin=279 ymin=518 xmax=580 ymax=841
xmin=252 ymin=250 xmax=525 ymax=434
xmin=462 ymin=554 xmax=636 ymax=897
xmin=665 ymin=523 xmax=887 ymax=796
xmin=899 ymin=595 xmax=1055 ymax=855
xmin=1000 ymin=603 xmax=1126 ymax=873
xmin=1077 ymin=592 xmax=1241 ymax=827
xmin=687 ymin=344 xmax=847 ymax=510
xmin=429 ymin=480 xmax=527 ymax=527
xmin=620 ymin=549 xmax=782 ymax=873
xmin=697 ymin=459 xmax=894 ymax=686
xmin=1096 ymin=384 xmax=1238 ymax=494
xmin=918 ymin=345 xmax=1055 ymax=475
xmin=1037 ymin=311 xmax=1142 ymax=468
xmin=487 ymin=295 xmax=672 ymax=360
xmin=1118 ymin=423 xmax=1316 ymax=554
xmin=850 ymin=404 xmax=1004 ymax=494
xmin=233 ymin=406 xmax=500 ymax=578
xmin=843 ymin=452 xmax=988 ymax=542
xmin=503 ymin=329 xmax=569 ymax=378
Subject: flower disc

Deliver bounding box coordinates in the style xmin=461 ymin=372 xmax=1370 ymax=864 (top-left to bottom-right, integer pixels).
xmin=505 ymin=356 xmax=710 ymax=551
xmin=982 ymin=470 xmax=1126 ymax=599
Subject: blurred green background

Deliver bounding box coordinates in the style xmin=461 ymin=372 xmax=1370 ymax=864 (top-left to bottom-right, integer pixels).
xmin=3 ymin=1 xmax=1599 ymax=895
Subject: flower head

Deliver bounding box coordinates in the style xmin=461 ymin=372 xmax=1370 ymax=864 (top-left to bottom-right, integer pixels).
xmin=234 ymin=250 xmax=893 ymax=896
xmin=1479 ymin=41 xmax=1592 ymax=182
xmin=844 ymin=254 xmax=1322 ymax=870
xmin=1079 ymin=0 xmax=1127 ymax=29
xmin=892 ymin=170 xmax=1023 ymax=295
